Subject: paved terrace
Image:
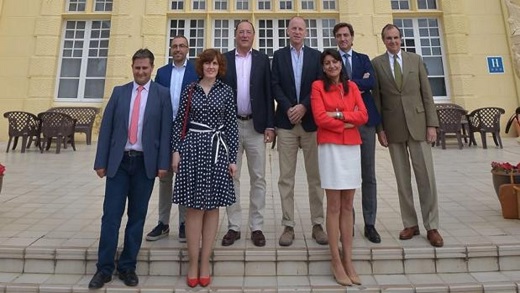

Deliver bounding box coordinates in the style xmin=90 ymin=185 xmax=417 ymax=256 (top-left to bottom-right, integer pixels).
xmin=0 ymin=137 xmax=519 ymax=292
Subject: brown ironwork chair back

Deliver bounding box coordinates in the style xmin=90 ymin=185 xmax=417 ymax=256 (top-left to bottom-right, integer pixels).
xmin=3 ymin=111 xmax=40 ymax=153
xmin=37 ymin=112 xmax=77 ymax=154
xmin=435 ymin=107 xmax=467 ymax=149
xmin=466 ymin=107 xmax=505 ymax=149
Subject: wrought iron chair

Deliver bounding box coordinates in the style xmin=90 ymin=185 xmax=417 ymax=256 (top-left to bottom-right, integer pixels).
xmin=3 ymin=111 xmax=40 ymax=153
xmin=435 ymin=107 xmax=467 ymax=149
xmin=47 ymin=107 xmax=100 ymax=145
xmin=37 ymin=112 xmax=77 ymax=154
xmin=434 ymin=103 xmax=469 ymax=144
xmin=466 ymin=107 xmax=505 ymax=149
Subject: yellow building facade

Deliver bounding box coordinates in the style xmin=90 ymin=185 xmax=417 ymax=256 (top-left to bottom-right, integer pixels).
xmin=0 ymin=0 xmax=519 ymax=141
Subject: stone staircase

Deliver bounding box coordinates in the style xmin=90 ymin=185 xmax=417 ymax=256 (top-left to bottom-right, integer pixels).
xmin=2 ymin=139 xmax=520 ymax=292
xmin=1 ymin=242 xmax=520 ymax=292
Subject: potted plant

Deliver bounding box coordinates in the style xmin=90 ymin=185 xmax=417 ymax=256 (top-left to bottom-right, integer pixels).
xmin=491 ymin=161 xmax=520 ymax=197
xmin=0 ymin=163 xmax=5 ymax=194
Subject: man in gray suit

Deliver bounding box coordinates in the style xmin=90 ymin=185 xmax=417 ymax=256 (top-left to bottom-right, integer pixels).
xmin=372 ymin=24 xmax=443 ymax=247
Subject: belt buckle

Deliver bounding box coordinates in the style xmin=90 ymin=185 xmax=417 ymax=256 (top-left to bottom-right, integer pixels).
xmin=126 ymin=150 xmax=141 ymax=157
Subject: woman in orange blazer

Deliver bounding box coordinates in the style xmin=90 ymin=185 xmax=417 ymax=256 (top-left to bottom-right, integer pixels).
xmin=311 ymin=49 xmax=368 ymax=286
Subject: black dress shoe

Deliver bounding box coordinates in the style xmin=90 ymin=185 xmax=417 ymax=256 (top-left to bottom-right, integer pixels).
xmin=88 ymin=271 xmax=112 ymax=289
xmin=221 ymin=229 xmax=241 ymax=246
xmin=251 ymin=230 xmax=266 ymax=247
xmin=364 ymin=225 xmax=381 ymax=243
xmin=118 ymin=270 xmax=139 ymax=286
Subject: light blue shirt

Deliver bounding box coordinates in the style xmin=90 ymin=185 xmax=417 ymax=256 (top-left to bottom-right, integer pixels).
xmin=290 ymin=45 xmax=304 ymax=102
xmin=170 ymin=59 xmax=188 ymax=120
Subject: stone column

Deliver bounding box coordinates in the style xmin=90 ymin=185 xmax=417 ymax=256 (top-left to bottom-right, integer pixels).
xmin=505 ymin=0 xmax=520 ymax=78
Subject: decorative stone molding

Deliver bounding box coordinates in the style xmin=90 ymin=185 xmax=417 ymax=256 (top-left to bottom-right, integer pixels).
xmin=505 ymin=0 xmax=520 ymax=77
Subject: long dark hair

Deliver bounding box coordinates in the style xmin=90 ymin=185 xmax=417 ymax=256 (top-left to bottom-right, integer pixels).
xmin=320 ymin=49 xmax=349 ymax=95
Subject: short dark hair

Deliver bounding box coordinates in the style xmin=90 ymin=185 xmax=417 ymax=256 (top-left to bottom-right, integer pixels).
xmin=320 ymin=48 xmax=349 ymax=95
xmin=171 ymin=35 xmax=189 ymax=46
xmin=381 ymin=24 xmax=402 ymax=40
xmin=234 ymin=20 xmax=255 ymax=34
xmin=195 ymin=48 xmax=226 ymax=78
xmin=132 ymin=48 xmax=155 ymax=66
xmin=333 ymin=22 xmax=354 ymax=37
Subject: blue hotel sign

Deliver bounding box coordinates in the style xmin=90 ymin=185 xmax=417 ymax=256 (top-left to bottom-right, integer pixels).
xmin=487 ymin=56 xmax=505 ymax=74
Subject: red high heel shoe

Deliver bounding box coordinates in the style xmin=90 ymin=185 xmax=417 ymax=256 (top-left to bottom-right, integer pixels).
xmin=199 ymin=276 xmax=211 ymax=287
xmin=186 ymin=276 xmax=199 ymax=288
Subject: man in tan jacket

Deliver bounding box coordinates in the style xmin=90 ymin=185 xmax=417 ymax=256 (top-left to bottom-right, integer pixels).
xmin=372 ymin=24 xmax=443 ymax=247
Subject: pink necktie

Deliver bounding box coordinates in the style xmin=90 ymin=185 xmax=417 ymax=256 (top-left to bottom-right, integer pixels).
xmin=128 ymin=85 xmax=144 ymax=144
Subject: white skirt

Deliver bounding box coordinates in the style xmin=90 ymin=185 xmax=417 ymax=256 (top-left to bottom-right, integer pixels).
xmin=318 ymin=144 xmax=361 ymax=190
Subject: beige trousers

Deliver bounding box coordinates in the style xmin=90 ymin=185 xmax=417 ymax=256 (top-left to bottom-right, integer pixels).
xmin=276 ymin=124 xmax=324 ymax=228
xmin=388 ymin=139 xmax=439 ymax=230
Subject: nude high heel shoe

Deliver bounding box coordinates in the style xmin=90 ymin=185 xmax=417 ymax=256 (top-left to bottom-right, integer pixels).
xmin=331 ymin=265 xmax=352 ymax=286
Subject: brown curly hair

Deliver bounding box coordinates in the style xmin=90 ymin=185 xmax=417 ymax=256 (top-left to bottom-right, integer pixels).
xmin=195 ymin=48 xmax=227 ymax=78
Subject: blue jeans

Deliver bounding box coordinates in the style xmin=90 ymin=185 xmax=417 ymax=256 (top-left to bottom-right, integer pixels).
xmin=96 ymin=154 xmax=155 ymax=275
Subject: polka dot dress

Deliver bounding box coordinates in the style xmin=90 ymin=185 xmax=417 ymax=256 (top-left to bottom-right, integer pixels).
xmin=171 ymin=79 xmax=238 ymax=210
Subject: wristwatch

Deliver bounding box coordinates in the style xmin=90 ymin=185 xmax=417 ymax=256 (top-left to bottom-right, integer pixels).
xmin=335 ymin=112 xmax=341 ymax=119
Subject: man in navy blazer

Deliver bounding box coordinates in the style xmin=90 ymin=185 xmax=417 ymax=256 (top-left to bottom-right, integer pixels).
xmin=334 ymin=23 xmax=382 ymax=244
xmin=271 ymin=16 xmax=327 ymax=247
xmin=221 ymin=20 xmax=275 ymax=247
xmin=89 ymin=49 xmax=172 ymax=289
xmin=146 ymin=35 xmax=198 ymax=243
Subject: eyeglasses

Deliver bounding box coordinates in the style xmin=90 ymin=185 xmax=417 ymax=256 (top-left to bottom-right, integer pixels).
xmin=171 ymin=44 xmax=188 ymax=49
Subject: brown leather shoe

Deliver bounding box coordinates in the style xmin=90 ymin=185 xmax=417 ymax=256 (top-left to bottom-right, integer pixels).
xmin=312 ymin=224 xmax=328 ymax=245
xmin=251 ymin=230 xmax=266 ymax=247
xmin=221 ymin=229 xmax=240 ymax=246
xmin=279 ymin=226 xmax=295 ymax=246
xmin=427 ymin=229 xmax=444 ymax=247
xmin=399 ymin=226 xmax=420 ymax=240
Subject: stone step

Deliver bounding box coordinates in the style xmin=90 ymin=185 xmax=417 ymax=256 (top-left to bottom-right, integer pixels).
xmin=1 ymin=243 xmax=520 ymax=277
xmin=1 ymin=271 xmax=520 ymax=292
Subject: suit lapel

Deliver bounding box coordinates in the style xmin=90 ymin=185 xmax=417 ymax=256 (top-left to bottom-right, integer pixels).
xmin=123 ymin=82 xmax=133 ymax=129
xmin=379 ymin=54 xmax=396 ymax=89
xmin=284 ymin=47 xmax=296 ymax=88
xmin=351 ymin=51 xmax=359 ymax=78
xmin=143 ymin=81 xmax=151 ymax=128
xmin=401 ymin=51 xmax=412 ymax=90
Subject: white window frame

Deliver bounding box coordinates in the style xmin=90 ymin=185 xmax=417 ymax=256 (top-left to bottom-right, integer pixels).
xmin=391 ymin=0 xmax=410 ymax=10
xmin=168 ymin=19 xmax=205 ymax=60
xmin=258 ymin=0 xmax=271 ymax=10
xmin=56 ymin=20 xmax=110 ymax=101
xmin=67 ymin=0 xmax=86 ymax=12
xmin=279 ymin=0 xmax=293 ymax=10
xmin=258 ymin=18 xmax=336 ymax=58
xmin=214 ymin=0 xmax=228 ymax=10
xmin=213 ymin=19 xmax=239 ymax=53
xmin=192 ymin=0 xmax=206 ymax=10
xmin=236 ymin=0 xmax=249 ymax=10
xmin=301 ymin=0 xmax=314 ymax=10
xmin=93 ymin=0 xmax=113 ymax=11
xmin=322 ymin=0 xmax=336 ymax=10
xmin=417 ymin=0 xmax=437 ymax=9
xmin=171 ymin=0 xmax=184 ymax=10
xmin=394 ymin=17 xmax=449 ymax=100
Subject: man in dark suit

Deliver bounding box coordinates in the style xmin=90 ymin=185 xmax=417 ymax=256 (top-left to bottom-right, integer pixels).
xmin=372 ymin=24 xmax=443 ymax=247
xmin=146 ymin=35 xmax=198 ymax=243
xmin=221 ymin=20 xmax=275 ymax=247
xmin=272 ymin=16 xmax=327 ymax=247
xmin=89 ymin=49 xmax=172 ymax=289
xmin=334 ymin=22 xmax=382 ymax=244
